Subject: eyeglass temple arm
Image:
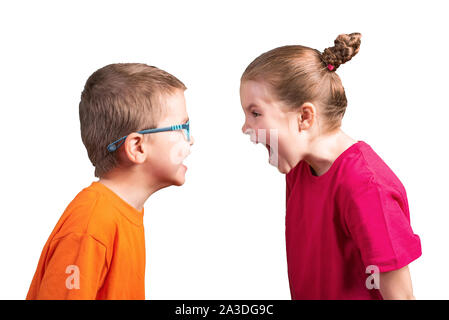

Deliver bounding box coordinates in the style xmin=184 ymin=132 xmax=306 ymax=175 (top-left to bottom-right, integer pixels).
xmin=108 ymin=123 xmax=189 ymax=152
xmin=107 ymin=136 xmax=127 ymax=152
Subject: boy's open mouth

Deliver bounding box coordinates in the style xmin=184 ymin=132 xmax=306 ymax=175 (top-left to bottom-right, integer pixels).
xmin=181 ymin=150 xmax=191 ymax=168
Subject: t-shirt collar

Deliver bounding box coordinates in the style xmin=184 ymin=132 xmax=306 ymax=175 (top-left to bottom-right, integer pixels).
xmin=90 ymin=181 xmax=144 ymax=226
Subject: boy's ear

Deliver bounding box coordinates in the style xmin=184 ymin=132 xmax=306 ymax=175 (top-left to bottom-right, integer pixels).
xmin=297 ymin=102 xmax=316 ymax=131
xmin=123 ymin=133 xmax=147 ymax=164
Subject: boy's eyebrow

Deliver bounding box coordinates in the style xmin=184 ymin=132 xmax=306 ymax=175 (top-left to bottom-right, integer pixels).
xmin=183 ymin=117 xmax=189 ymax=123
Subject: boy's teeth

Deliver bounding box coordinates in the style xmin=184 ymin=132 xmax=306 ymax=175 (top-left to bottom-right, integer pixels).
xmin=182 ymin=155 xmax=192 ymax=167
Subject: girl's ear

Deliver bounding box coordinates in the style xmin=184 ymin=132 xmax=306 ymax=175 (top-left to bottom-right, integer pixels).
xmin=297 ymin=102 xmax=316 ymax=131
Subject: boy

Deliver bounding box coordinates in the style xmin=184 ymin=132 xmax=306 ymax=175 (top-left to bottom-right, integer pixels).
xmin=26 ymin=63 xmax=193 ymax=299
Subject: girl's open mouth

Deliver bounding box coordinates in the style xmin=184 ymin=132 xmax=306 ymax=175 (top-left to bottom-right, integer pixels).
xmin=251 ymin=138 xmax=276 ymax=166
xmin=265 ymin=144 xmax=271 ymax=156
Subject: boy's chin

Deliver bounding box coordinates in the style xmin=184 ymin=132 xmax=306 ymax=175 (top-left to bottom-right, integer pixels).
xmin=171 ymin=166 xmax=187 ymax=186
xmin=156 ymin=171 xmax=186 ymax=189
xmin=172 ymin=177 xmax=185 ymax=187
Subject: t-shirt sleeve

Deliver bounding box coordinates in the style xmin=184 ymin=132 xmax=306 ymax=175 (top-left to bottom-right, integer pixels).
xmin=344 ymin=176 xmax=422 ymax=273
xmin=35 ymin=233 xmax=108 ymax=299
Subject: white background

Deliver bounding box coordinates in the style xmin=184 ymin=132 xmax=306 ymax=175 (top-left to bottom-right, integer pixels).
xmin=1 ymin=0 xmax=448 ymax=299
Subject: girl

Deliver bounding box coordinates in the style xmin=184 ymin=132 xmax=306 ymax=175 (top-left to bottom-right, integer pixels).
xmin=240 ymin=33 xmax=421 ymax=300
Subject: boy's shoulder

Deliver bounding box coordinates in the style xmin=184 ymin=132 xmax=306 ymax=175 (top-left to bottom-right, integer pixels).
xmin=51 ymin=182 xmax=119 ymax=247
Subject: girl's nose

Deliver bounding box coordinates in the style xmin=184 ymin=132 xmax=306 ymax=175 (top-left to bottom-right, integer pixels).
xmin=242 ymin=122 xmax=248 ymax=134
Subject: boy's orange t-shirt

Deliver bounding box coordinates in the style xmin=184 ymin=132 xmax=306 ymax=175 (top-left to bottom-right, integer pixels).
xmin=26 ymin=182 xmax=146 ymax=300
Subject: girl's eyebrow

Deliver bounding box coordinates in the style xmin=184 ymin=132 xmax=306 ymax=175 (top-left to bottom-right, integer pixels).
xmin=245 ymin=103 xmax=258 ymax=111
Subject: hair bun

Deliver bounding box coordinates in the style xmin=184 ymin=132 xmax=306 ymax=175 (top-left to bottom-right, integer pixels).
xmin=322 ymin=32 xmax=362 ymax=71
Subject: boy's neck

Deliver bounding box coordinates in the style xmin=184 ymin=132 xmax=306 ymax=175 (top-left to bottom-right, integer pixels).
xmin=98 ymin=171 xmax=162 ymax=211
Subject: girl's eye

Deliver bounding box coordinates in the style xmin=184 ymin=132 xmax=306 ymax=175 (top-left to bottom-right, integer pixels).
xmin=252 ymin=111 xmax=261 ymax=117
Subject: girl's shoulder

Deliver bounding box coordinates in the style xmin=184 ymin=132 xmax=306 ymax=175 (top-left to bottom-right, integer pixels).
xmin=339 ymin=141 xmax=407 ymax=196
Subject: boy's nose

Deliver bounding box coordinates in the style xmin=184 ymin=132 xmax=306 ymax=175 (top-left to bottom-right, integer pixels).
xmin=189 ymin=135 xmax=195 ymax=146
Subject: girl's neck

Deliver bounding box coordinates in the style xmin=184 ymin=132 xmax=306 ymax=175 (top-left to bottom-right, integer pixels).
xmin=303 ymin=129 xmax=357 ymax=176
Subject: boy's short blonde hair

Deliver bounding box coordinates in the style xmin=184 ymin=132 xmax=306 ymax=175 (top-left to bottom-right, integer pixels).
xmin=79 ymin=63 xmax=186 ymax=177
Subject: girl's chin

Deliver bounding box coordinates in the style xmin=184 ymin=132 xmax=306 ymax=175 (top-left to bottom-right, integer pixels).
xmin=270 ymin=154 xmax=293 ymax=174
xmin=278 ymin=165 xmax=292 ymax=174
xmin=267 ymin=145 xmax=281 ymax=169
xmin=263 ymin=144 xmax=291 ymax=174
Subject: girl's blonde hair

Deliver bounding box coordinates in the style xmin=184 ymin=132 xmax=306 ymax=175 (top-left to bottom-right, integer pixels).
xmin=241 ymin=33 xmax=362 ymax=132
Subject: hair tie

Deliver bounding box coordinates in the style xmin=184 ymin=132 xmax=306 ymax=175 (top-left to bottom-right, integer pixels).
xmin=327 ymin=64 xmax=335 ymax=71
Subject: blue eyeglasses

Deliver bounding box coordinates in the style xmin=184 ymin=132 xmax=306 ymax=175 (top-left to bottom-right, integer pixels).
xmin=107 ymin=121 xmax=190 ymax=152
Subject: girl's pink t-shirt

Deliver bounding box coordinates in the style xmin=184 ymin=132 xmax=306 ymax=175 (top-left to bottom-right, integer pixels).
xmin=286 ymin=141 xmax=421 ymax=300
